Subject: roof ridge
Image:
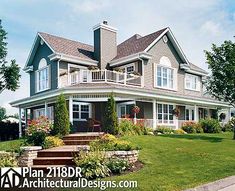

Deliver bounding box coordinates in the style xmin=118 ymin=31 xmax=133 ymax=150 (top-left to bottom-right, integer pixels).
xmin=38 ymin=32 xmax=93 ymax=48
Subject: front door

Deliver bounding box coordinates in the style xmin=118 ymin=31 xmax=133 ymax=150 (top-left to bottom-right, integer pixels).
xmin=185 ymin=106 xmax=195 ymax=121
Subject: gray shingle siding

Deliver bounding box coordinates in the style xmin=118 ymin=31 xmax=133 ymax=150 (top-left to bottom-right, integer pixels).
xmin=29 ymin=42 xmax=57 ymax=96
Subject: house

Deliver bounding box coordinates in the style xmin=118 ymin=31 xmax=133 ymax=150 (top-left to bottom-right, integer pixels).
xmin=10 ymin=21 xmax=231 ymax=135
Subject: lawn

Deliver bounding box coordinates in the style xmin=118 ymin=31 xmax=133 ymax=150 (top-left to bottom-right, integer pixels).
xmin=0 ymin=139 xmax=24 ymax=152
xmin=104 ymin=133 xmax=235 ymax=191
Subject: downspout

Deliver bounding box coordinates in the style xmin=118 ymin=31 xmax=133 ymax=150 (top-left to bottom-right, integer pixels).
xmin=57 ymin=54 xmax=62 ymax=88
xmin=138 ymin=54 xmax=145 ymax=87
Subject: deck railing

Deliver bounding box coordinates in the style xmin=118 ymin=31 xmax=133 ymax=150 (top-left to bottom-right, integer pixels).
xmin=59 ymin=69 xmax=143 ymax=88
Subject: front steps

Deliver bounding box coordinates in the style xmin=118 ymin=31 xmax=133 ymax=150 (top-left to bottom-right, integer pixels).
xmin=32 ymin=132 xmax=104 ymax=169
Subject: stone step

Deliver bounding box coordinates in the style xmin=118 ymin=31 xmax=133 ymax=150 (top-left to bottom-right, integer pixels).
xmin=63 ymin=135 xmax=100 ymax=141
xmin=63 ymin=140 xmax=92 ymax=145
xmin=37 ymin=150 xmax=80 ymax=158
xmin=33 ymin=157 xmax=75 ymax=165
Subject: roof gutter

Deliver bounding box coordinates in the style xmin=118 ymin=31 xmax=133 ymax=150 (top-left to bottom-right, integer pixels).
xmin=109 ymin=52 xmax=152 ymax=67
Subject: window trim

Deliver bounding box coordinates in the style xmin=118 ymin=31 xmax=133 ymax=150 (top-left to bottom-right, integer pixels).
xmin=156 ymin=102 xmax=176 ymax=125
xmin=33 ymin=106 xmax=54 ymax=120
xmin=72 ymin=102 xmax=91 ymax=121
xmin=185 ymin=73 xmax=200 ymax=92
xmin=118 ymin=63 xmax=135 ymax=74
xmin=35 ymin=65 xmax=50 ymax=93
xmin=155 ymin=64 xmax=176 ymax=91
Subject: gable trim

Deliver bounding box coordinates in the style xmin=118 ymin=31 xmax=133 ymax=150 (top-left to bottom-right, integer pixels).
xmin=23 ymin=33 xmax=55 ymax=71
xmin=144 ymin=27 xmax=190 ymax=65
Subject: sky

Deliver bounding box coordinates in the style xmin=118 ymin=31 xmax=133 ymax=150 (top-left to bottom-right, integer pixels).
xmin=0 ymin=0 xmax=235 ymax=115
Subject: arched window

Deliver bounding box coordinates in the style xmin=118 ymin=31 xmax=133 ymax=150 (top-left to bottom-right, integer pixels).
xmin=36 ymin=58 xmax=49 ymax=92
xmin=156 ymin=56 xmax=175 ymax=89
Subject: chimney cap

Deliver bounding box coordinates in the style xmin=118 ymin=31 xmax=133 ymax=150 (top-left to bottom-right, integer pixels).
xmin=93 ymin=22 xmax=117 ymax=33
xmin=103 ymin=20 xmax=108 ymax=25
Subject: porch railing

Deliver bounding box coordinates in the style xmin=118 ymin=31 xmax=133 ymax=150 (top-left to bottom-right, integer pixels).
xmin=59 ymin=69 xmax=143 ymax=87
xmin=118 ymin=118 xmax=192 ymax=129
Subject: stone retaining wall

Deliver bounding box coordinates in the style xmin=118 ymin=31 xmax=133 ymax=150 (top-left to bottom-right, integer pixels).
xmin=18 ymin=146 xmax=42 ymax=167
xmin=105 ymin=150 xmax=139 ymax=163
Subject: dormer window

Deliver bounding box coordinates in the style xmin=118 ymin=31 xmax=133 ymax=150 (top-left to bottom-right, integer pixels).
xmin=36 ymin=58 xmax=50 ymax=92
xmin=155 ymin=56 xmax=176 ymax=90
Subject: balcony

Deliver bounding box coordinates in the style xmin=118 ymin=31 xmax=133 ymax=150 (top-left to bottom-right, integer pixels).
xmin=59 ymin=69 xmax=143 ymax=88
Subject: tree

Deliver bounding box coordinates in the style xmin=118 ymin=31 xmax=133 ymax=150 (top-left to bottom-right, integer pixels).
xmin=0 ymin=20 xmax=20 ymax=93
xmin=53 ymin=94 xmax=70 ymax=136
xmin=0 ymin=106 xmax=6 ymax=121
xmin=205 ymin=40 xmax=235 ymax=139
xmin=103 ymin=93 xmax=118 ymax=134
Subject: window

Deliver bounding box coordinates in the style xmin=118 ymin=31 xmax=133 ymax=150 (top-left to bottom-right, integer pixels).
xmin=185 ymin=74 xmax=200 ymax=91
xmin=185 ymin=107 xmax=195 ymax=121
xmin=119 ymin=104 xmax=134 ymax=118
xmin=33 ymin=106 xmax=54 ymax=120
xmin=157 ymin=66 xmax=173 ymax=89
xmin=126 ymin=66 xmax=134 ymax=74
xmin=73 ymin=103 xmax=91 ymax=121
xmin=36 ymin=58 xmax=49 ymax=92
xmin=157 ymin=104 xmax=174 ymax=124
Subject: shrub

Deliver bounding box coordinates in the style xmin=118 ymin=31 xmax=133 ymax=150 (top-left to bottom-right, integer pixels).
xmin=53 ymin=94 xmax=70 ymax=136
xmin=181 ymin=121 xmax=203 ymax=134
xmin=103 ymin=93 xmax=118 ymax=135
xmin=105 ymin=158 xmax=129 ymax=174
xmin=174 ymin=129 xmax=187 ymax=134
xmin=154 ymin=126 xmax=173 ymax=134
xmin=26 ymin=116 xmax=52 ymax=146
xmin=118 ymin=119 xmax=135 ymax=136
xmin=0 ymin=121 xmax=20 ymax=141
xmin=90 ymin=134 xmax=138 ymax=151
xmin=43 ymin=136 xmax=64 ymax=149
xmin=200 ymin=118 xmax=221 ymax=133
xmin=222 ymin=119 xmax=234 ymax=132
xmin=143 ymin=127 xmax=154 ymax=135
xmin=0 ymin=152 xmax=18 ymax=167
xmin=73 ymin=150 xmax=110 ymax=179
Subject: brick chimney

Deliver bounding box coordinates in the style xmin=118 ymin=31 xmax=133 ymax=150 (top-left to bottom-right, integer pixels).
xmin=93 ymin=21 xmax=117 ymax=69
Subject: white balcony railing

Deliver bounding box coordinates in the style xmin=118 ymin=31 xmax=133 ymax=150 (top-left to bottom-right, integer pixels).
xmin=59 ymin=69 xmax=143 ymax=88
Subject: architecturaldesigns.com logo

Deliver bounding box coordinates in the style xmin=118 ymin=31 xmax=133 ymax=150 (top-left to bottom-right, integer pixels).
xmin=0 ymin=168 xmax=22 ymax=188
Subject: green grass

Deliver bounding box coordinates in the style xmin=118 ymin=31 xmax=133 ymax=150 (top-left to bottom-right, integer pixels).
xmin=102 ymin=133 xmax=235 ymax=191
xmin=0 ymin=139 xmax=24 ymax=152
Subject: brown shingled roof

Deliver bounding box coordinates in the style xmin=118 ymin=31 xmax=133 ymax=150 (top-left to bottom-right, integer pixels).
xmin=113 ymin=28 xmax=167 ymax=60
xmin=39 ymin=32 xmax=95 ymax=61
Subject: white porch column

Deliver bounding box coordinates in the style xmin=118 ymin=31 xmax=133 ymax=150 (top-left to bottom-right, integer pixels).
xmin=194 ymin=105 xmax=198 ymax=122
xmin=153 ymin=99 xmax=157 ymax=129
xmin=134 ymin=100 xmax=137 ymax=124
xmin=19 ymin=107 xmax=22 ymax=138
xmin=69 ymin=96 xmax=73 ymax=124
xmin=44 ymin=101 xmax=48 ymax=117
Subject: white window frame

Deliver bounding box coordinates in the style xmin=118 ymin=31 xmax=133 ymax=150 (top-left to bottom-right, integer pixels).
xmin=119 ymin=63 xmax=135 ymax=74
xmin=117 ymin=101 xmax=135 ymax=118
xmin=36 ymin=59 xmax=50 ymax=93
xmin=68 ymin=64 xmax=87 ymax=85
xmin=156 ymin=65 xmax=174 ymax=90
xmin=33 ymin=106 xmax=54 ymax=120
xmin=185 ymin=106 xmax=195 ymax=121
xmin=73 ymin=102 xmax=91 ymax=121
xmin=185 ymin=73 xmax=200 ymax=91
xmin=157 ymin=102 xmax=175 ymax=125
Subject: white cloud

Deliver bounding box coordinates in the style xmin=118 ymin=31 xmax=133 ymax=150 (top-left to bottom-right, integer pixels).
xmin=200 ymin=21 xmax=222 ymax=36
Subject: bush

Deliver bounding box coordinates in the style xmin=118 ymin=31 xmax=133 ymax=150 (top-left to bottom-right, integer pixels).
xmin=73 ymin=150 xmax=110 ymax=179
xmin=181 ymin=121 xmax=197 ymax=133
xmin=26 ymin=116 xmax=52 ymax=146
xmin=105 ymin=158 xmax=129 ymax=174
xmin=103 ymin=93 xmax=118 ymax=135
xmin=174 ymin=129 xmax=187 ymax=134
xmin=222 ymin=120 xmax=234 ymax=132
xmin=43 ymin=136 xmax=64 ymax=149
xmin=200 ymin=118 xmax=221 ymax=133
xmin=90 ymin=134 xmax=138 ymax=151
xmin=0 ymin=152 xmax=18 ymax=167
xmin=154 ymin=126 xmax=173 ymax=134
xmin=53 ymin=94 xmax=70 ymax=136
xmin=0 ymin=121 xmax=20 ymax=141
